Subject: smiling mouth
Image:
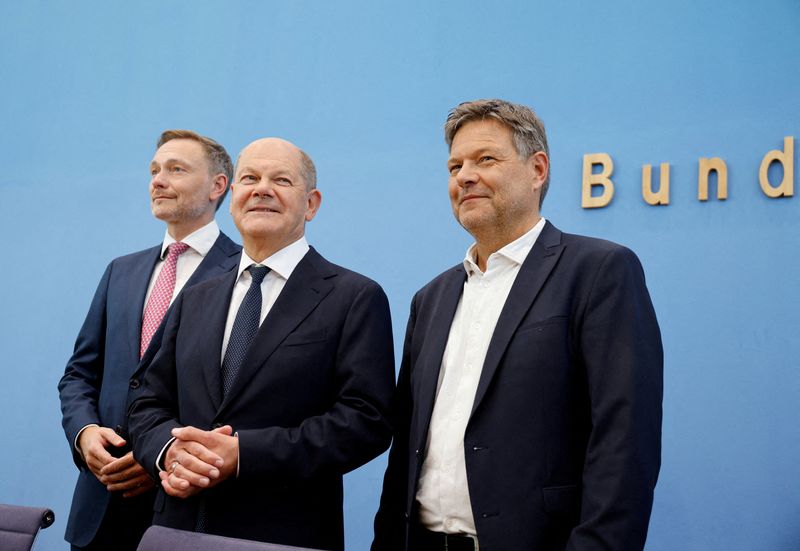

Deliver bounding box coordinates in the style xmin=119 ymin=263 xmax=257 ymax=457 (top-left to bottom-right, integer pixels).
xmin=460 ymin=195 xmax=485 ymax=204
xmin=248 ymin=206 xmax=280 ymax=213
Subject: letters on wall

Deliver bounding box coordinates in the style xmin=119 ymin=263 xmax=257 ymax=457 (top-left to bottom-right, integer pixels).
xmin=581 ymin=137 xmax=795 ymax=208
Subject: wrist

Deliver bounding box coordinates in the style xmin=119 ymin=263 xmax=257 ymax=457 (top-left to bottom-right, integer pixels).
xmin=76 ymin=424 xmax=101 ymax=457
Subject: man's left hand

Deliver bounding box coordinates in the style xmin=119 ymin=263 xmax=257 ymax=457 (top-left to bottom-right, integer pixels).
xmin=99 ymin=452 xmax=155 ymax=498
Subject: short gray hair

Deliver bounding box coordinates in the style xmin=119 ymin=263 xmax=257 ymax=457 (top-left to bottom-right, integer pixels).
xmin=297 ymin=148 xmax=317 ymax=190
xmin=444 ymin=99 xmax=550 ymax=207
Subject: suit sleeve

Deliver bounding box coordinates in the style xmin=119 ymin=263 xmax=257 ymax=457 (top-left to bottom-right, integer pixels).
xmin=371 ymin=295 xmax=417 ymax=551
xmin=128 ymin=294 xmax=186 ymax=477
xmin=567 ymin=246 xmax=663 ymax=551
xmin=58 ymin=263 xmax=112 ymax=468
xmin=235 ymin=280 xmax=396 ymax=480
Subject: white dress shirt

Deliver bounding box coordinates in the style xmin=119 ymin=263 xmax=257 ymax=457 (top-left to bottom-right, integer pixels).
xmin=142 ymin=219 xmax=221 ymax=311
xmin=416 ymin=217 xmax=546 ymax=537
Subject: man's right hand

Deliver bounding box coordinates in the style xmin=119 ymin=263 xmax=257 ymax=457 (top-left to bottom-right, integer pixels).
xmin=78 ymin=425 xmax=126 ymax=483
xmin=160 ymin=425 xmax=231 ymax=499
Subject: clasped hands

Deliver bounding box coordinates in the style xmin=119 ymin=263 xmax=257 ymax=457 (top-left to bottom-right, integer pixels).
xmin=78 ymin=425 xmax=154 ymax=498
xmin=161 ymin=425 xmax=238 ymax=498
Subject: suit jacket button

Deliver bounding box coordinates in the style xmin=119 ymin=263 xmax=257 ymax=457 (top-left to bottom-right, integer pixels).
xmin=212 ymin=423 xmax=222 ymax=429
xmin=115 ymin=425 xmax=123 ymax=434
xmin=129 ymin=379 xmax=140 ymax=389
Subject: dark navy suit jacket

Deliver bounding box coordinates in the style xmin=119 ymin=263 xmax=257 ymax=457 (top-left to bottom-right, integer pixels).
xmin=128 ymin=247 xmax=395 ymax=551
xmin=58 ymin=231 xmax=240 ymax=547
xmin=373 ymin=222 xmax=663 ymax=551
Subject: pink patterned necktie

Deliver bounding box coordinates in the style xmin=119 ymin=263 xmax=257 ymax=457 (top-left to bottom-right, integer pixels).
xmin=140 ymin=242 xmax=190 ymax=358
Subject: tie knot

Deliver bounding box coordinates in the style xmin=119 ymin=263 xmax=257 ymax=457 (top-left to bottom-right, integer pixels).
xmin=167 ymin=242 xmax=190 ymax=259
xmin=248 ymin=265 xmax=269 ymax=285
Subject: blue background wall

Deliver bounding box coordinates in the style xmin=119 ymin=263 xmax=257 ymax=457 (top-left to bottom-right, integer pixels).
xmin=1 ymin=1 xmax=798 ymax=549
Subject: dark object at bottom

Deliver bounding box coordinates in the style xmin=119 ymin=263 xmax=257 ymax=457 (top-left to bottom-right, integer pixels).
xmin=137 ymin=525 xmax=327 ymax=551
xmin=0 ymin=503 xmax=55 ymax=551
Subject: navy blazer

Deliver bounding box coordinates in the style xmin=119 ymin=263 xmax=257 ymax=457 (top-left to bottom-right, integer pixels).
xmin=128 ymin=247 xmax=395 ymax=551
xmin=373 ymin=222 xmax=663 ymax=551
xmin=58 ymin=231 xmax=240 ymax=547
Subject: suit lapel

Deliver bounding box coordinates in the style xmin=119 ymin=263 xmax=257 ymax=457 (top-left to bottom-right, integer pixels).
xmin=126 ymin=246 xmax=162 ymax=367
xmin=414 ymin=267 xmax=466 ymax=440
xmin=198 ymin=269 xmax=239 ymax=412
xmin=184 ymin=232 xmax=241 ymax=287
xmin=470 ymin=222 xmax=565 ymax=417
xmin=215 ymin=248 xmax=335 ymax=417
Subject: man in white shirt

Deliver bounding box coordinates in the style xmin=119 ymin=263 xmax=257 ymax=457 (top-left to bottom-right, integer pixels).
xmin=373 ymin=99 xmax=663 ymax=551
xmin=59 ymin=130 xmax=241 ymax=551
xmin=128 ymin=137 xmax=395 ymax=551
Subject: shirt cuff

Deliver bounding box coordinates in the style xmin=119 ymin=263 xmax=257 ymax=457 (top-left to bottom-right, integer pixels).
xmin=234 ymin=431 xmax=240 ymax=478
xmin=156 ymin=437 xmax=177 ymax=472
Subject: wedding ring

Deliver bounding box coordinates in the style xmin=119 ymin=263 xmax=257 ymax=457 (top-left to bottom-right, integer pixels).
xmin=170 ymin=461 xmax=179 ymax=473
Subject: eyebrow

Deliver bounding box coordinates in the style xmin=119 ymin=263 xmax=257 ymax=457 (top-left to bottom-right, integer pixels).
xmin=449 ymin=145 xmax=502 ymax=164
xmin=165 ymin=158 xmax=191 ymax=165
xmin=152 ymin=157 xmax=193 ymax=167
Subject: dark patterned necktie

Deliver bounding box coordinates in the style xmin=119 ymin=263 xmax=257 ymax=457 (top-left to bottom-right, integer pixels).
xmin=197 ymin=265 xmax=269 ymax=534
xmin=220 ymin=265 xmax=269 ymax=398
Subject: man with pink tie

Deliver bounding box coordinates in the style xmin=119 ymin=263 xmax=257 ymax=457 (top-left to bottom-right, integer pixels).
xmin=58 ymin=130 xmax=241 ymax=551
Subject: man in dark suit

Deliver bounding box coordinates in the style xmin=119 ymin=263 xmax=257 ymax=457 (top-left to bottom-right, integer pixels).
xmin=128 ymin=137 xmax=395 ymax=551
xmin=372 ymin=99 xmax=663 ymax=551
xmin=58 ymin=130 xmax=241 ymax=551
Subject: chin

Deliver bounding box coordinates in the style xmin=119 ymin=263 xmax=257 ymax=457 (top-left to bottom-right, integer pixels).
xmin=151 ymin=207 xmax=174 ymax=221
xmin=156 ymin=205 xmax=197 ymax=226
xmin=240 ymin=223 xmax=279 ymax=239
xmin=458 ymin=212 xmax=486 ymax=230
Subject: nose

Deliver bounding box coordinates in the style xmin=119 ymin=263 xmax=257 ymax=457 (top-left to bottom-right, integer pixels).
xmin=150 ymin=171 xmax=167 ymax=190
xmin=455 ymin=162 xmax=478 ymax=188
xmin=251 ymin=177 xmax=276 ymax=197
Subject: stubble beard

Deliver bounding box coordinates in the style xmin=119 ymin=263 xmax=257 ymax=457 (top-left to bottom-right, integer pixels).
xmin=152 ymin=199 xmax=209 ymax=225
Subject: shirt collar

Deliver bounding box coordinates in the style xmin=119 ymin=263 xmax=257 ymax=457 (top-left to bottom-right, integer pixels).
xmin=161 ymin=219 xmax=220 ymax=258
xmin=236 ymin=236 xmax=310 ymax=282
xmin=463 ymin=217 xmax=546 ymax=276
